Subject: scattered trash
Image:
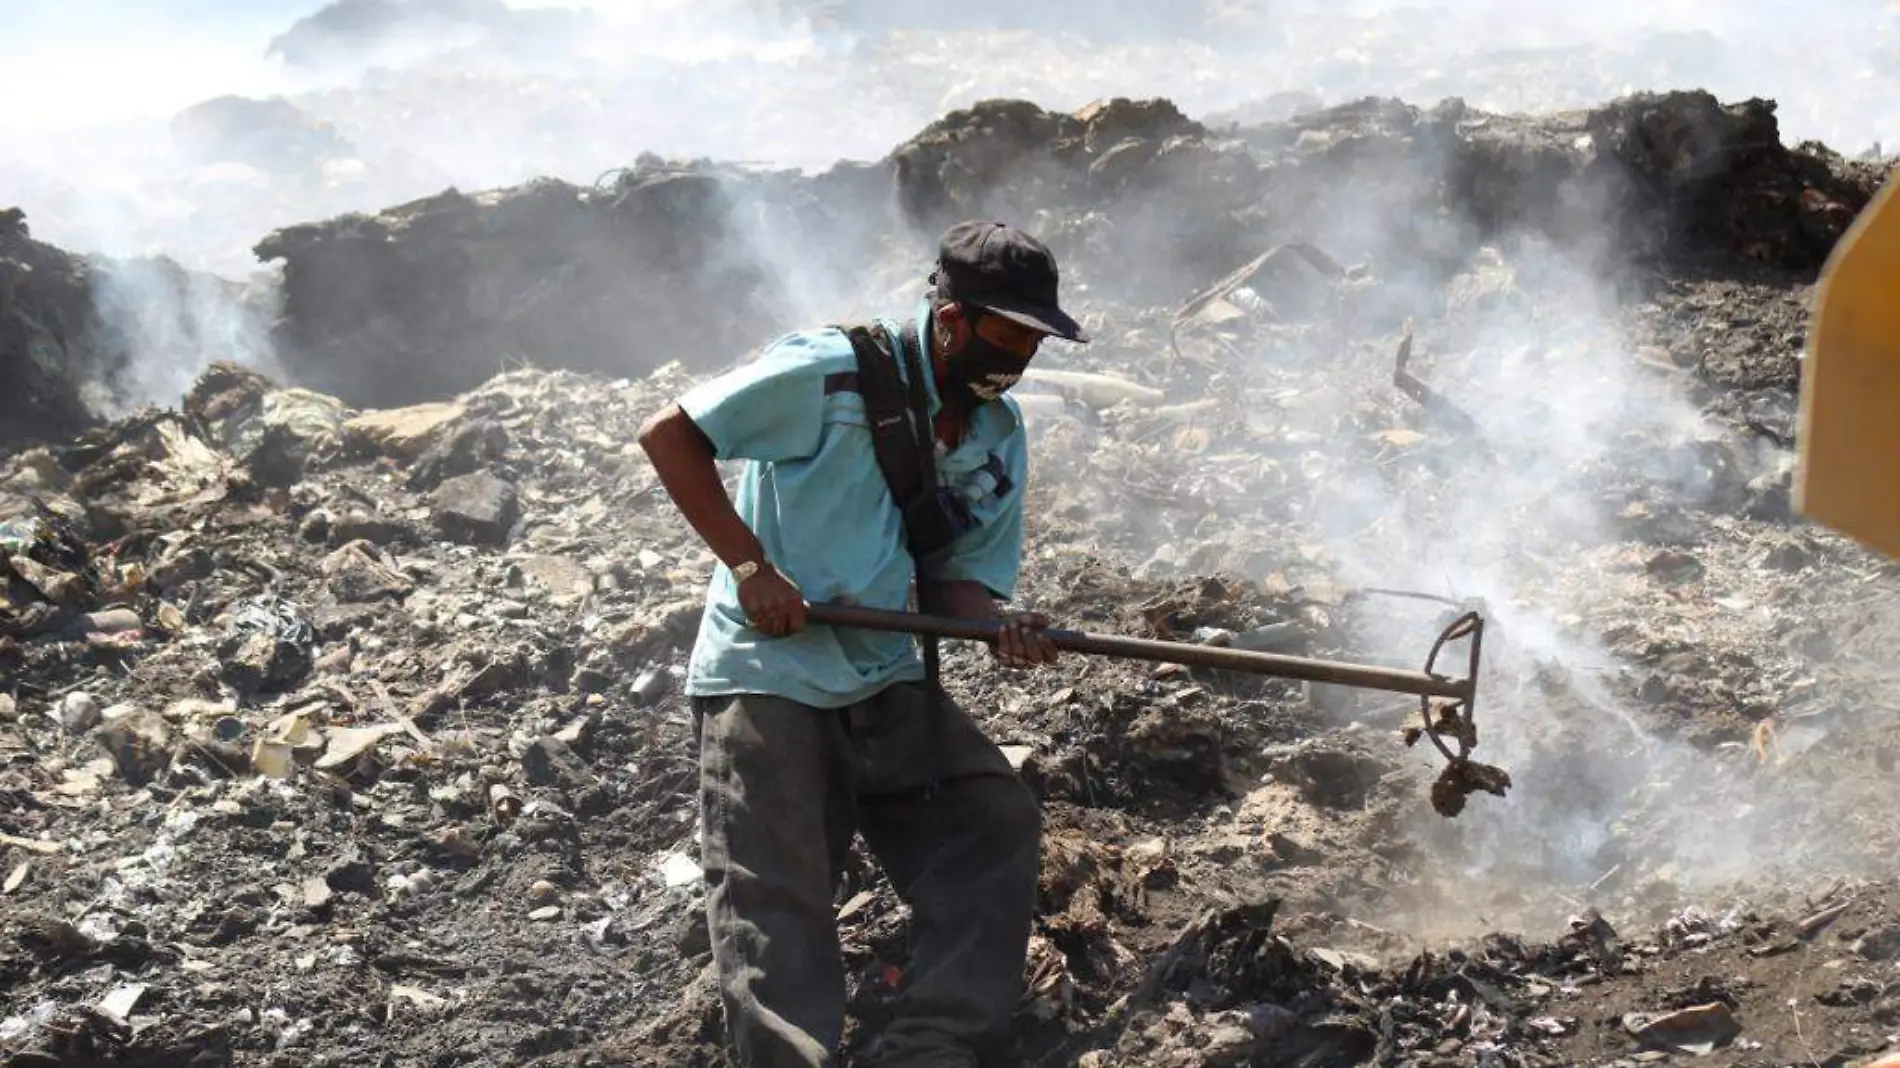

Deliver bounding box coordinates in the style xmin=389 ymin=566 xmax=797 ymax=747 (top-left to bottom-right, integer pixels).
xmin=659 ymin=852 xmax=702 ymax=888
xmin=314 ymin=723 xmax=403 ymax=771
xmin=54 ymin=692 xmax=101 ymax=732
xmin=0 ymin=73 xmax=1894 ymax=1068
xmin=97 ymin=984 xmax=148 ymax=1026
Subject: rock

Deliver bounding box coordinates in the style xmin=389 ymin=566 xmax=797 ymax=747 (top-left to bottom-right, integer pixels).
xmin=1200 ymin=1018 xmax=1257 ymax=1067
xmin=675 ymin=909 xmax=711 ymax=958
xmin=7 ymin=556 xmax=84 ymax=605
xmin=630 ymin=667 xmax=669 ymax=706
xmin=95 ymin=709 xmax=176 ymax=784
xmin=331 ymin=510 xmax=417 ymax=547
xmin=1762 ymin=539 xmax=1817 ymax=573
xmin=342 ymin=401 xmax=468 ymax=460
xmin=322 ymin=541 xmax=414 ymax=602
xmin=431 ymin=471 xmax=520 ymax=547
xmin=325 ymin=848 xmax=377 ymax=895
xmin=308 ymin=602 xmax=384 ymax=641
xmin=55 ymin=692 xmax=102 ymax=732
xmin=219 ymin=630 xmax=314 ymax=696
xmin=148 ymin=544 xmax=216 ymax=588
xmin=297 ymin=508 xmax=333 ymax=544
xmin=1624 ymin=1002 xmax=1742 ymax=1054
xmin=520 ymin=736 xmax=596 ymax=794
xmin=97 ymin=983 xmax=148 ymax=1025
xmin=1244 ymin=1002 xmax=1299 ymax=1041
xmin=314 ymin=644 xmax=353 ymax=674
xmin=1854 ymin=923 xmax=1900 ymax=962
xmin=407 ymin=419 xmax=510 ymax=492
xmin=1646 ymin=549 xmax=1705 ymax=582
xmin=81 ymin=608 xmax=143 ymax=635
xmin=14 ymin=914 xmax=98 ymax=961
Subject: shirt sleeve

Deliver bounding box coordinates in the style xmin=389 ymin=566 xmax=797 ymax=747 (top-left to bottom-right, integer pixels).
xmin=676 ymin=332 xmax=833 ymax=463
xmin=924 ymin=424 xmax=1028 ymax=602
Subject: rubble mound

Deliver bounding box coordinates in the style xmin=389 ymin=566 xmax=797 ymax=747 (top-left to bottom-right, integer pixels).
xmin=0 ymin=210 xmax=106 ymax=450
xmin=893 ymin=90 xmax=1881 ymax=295
xmin=252 ymin=159 xmax=893 ymax=407
xmin=1 ymin=210 xmax=279 ymax=451
xmin=254 ymin=89 xmax=1886 ymax=409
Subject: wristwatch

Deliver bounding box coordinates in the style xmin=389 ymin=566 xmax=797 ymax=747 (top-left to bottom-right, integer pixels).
xmin=731 ymin=559 xmax=761 ymax=583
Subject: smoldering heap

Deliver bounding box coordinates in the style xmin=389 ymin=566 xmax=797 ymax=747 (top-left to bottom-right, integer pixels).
xmin=0 ymin=210 xmax=276 ymax=453
xmin=245 ymin=88 xmax=1878 ymax=408
xmin=3 ymin=88 xmax=1900 ymax=1068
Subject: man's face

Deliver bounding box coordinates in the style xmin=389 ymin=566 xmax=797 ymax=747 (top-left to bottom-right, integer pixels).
xmin=935 ymin=302 xmax=1045 ymax=403
xmin=938 ymin=301 xmax=1045 ymax=359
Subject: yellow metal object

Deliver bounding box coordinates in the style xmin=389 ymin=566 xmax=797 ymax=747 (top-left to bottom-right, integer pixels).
xmin=1795 ymin=170 xmax=1900 ymax=559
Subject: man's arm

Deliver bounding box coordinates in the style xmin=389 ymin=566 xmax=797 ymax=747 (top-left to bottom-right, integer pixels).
xmin=637 ymin=403 xmax=766 ymax=570
xmin=637 ymin=403 xmax=806 ymax=636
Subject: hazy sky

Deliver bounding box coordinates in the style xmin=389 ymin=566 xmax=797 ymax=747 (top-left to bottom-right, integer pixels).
xmin=2 ymin=2 xmax=313 ymax=131
xmin=0 ymin=0 xmax=807 ymax=131
xmin=3 ymin=0 xmax=1895 ymax=275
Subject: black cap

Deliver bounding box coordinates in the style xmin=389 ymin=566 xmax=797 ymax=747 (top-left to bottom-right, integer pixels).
xmin=935 ymin=220 xmax=1090 ymax=343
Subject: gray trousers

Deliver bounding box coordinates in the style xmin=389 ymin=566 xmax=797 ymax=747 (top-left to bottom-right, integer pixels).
xmin=693 ymin=681 xmax=1042 ymax=1068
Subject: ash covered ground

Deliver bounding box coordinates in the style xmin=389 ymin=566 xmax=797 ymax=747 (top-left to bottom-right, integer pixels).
xmin=5 ymin=4 xmax=1900 ymax=1068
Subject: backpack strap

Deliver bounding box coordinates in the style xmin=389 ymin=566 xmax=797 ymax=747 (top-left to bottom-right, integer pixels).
xmin=837 ymin=323 xmax=973 ymax=556
xmin=834 ymin=319 xmax=951 ymax=685
xmin=840 ymin=322 xmax=926 ymax=517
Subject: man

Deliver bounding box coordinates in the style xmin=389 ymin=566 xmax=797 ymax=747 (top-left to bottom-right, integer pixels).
xmin=637 ymin=220 xmax=1090 ymax=1068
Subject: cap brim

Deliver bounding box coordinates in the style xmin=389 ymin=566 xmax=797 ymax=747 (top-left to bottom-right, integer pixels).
xmin=972 ymin=295 xmax=1091 ymax=344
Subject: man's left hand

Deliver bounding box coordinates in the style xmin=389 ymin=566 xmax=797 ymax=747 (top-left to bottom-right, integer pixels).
xmin=995 ymin=612 xmax=1058 ymax=669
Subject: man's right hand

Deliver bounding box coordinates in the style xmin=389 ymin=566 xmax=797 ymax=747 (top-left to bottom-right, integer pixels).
xmin=739 ymin=565 xmax=806 ymax=637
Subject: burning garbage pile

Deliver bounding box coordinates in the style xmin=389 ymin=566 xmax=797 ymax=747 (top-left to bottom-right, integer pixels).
xmin=1 ymin=210 xmax=121 ymax=452
xmin=1 ymin=210 xmax=281 ymax=453
xmin=3 ymin=86 xmax=1900 ymax=1068
xmin=249 ymin=88 xmax=1884 ymax=411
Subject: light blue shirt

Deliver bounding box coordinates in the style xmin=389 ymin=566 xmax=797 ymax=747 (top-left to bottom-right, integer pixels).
xmin=675 ymin=298 xmax=1028 ymax=709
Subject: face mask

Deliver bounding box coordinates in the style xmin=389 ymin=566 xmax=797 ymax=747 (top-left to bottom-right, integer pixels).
xmin=942 ymin=320 xmax=1031 ymax=410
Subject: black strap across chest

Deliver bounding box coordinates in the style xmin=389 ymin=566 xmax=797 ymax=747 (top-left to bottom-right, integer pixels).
xmin=831 ymin=320 xmax=972 ymax=560
xmin=830 ymin=319 xmax=964 ymax=683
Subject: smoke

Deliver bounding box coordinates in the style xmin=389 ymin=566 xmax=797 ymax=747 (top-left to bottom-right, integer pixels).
xmin=84 ymin=256 xmax=285 ymax=419
xmin=1254 ymin=148 xmax=1860 ymax=934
